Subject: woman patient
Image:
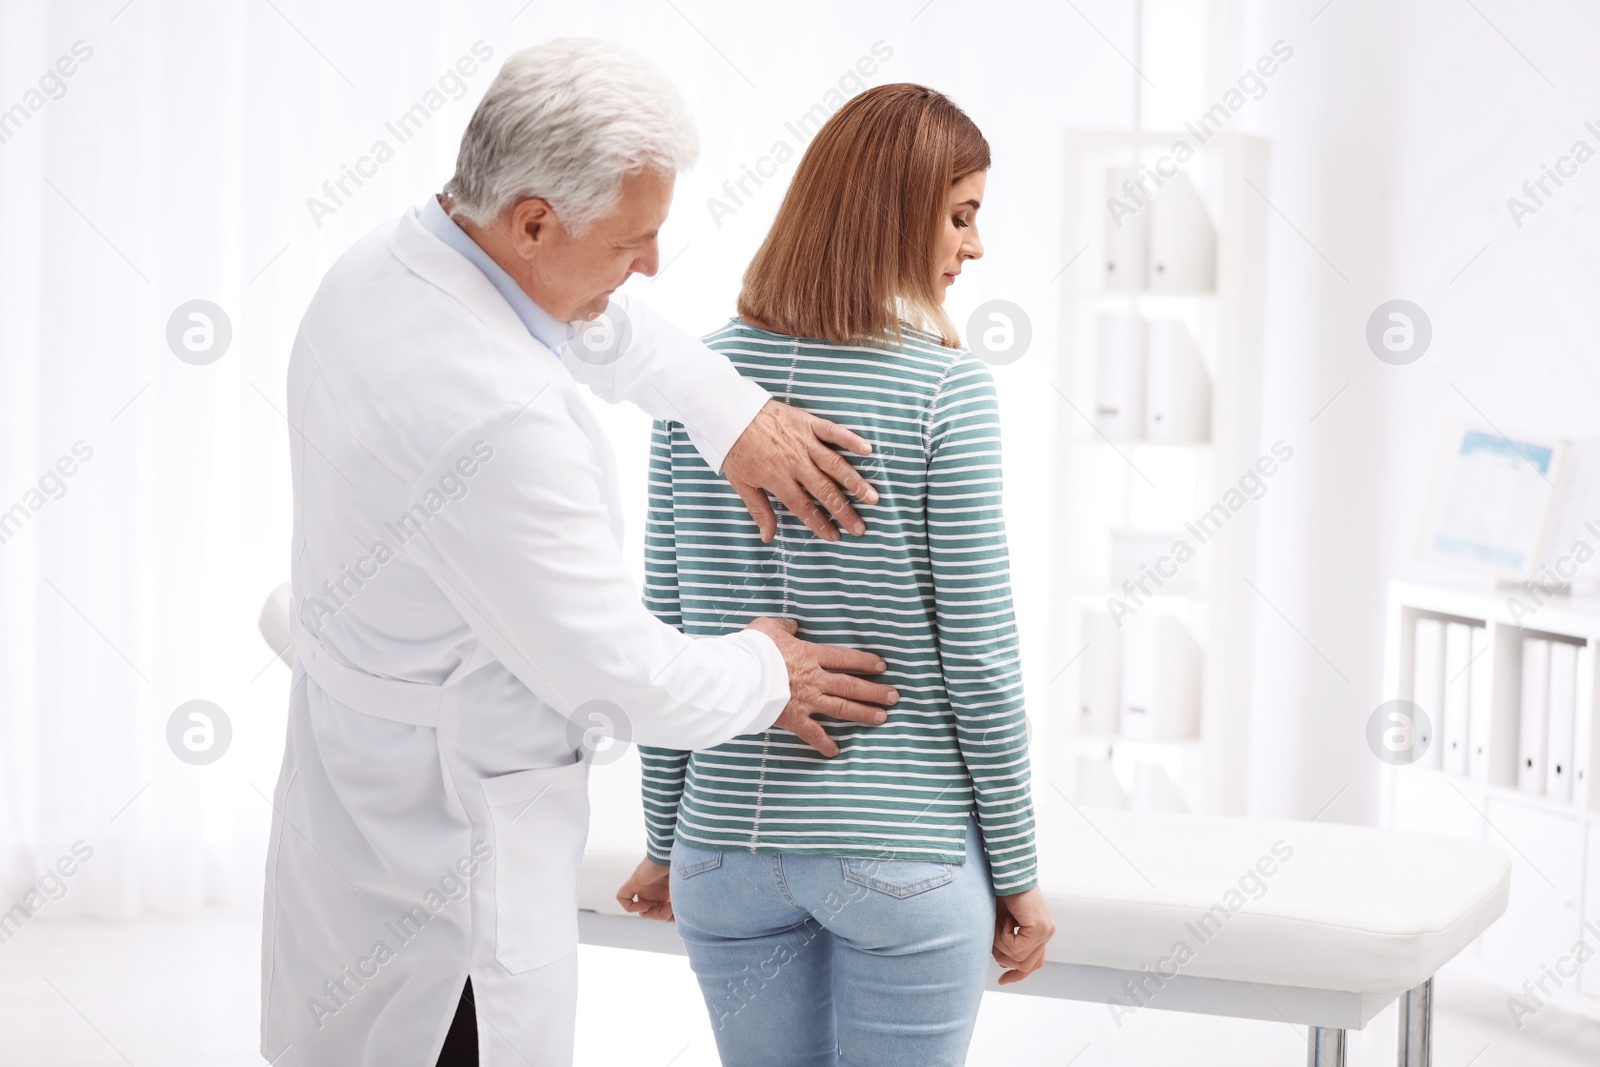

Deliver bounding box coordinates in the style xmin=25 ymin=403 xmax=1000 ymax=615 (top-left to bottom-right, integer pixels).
xmin=615 ymin=82 xmax=1054 ymax=1066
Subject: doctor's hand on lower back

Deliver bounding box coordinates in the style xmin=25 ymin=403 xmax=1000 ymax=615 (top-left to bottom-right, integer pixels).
xmin=616 ymin=858 xmax=674 ymax=923
xmin=723 ymin=399 xmax=879 ymax=544
xmin=746 ymin=617 xmax=897 ymax=758
xmin=993 ymin=887 xmax=1057 ymax=985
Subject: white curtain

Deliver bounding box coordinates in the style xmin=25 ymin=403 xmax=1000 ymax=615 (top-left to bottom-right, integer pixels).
xmin=0 ymin=0 xmax=1133 ymax=918
xmin=0 ymin=0 xmax=515 ymax=917
xmin=0 ymin=0 xmax=900 ymax=920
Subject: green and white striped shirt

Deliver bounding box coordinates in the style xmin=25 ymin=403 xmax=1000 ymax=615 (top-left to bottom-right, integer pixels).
xmin=638 ymin=318 xmax=1038 ymax=894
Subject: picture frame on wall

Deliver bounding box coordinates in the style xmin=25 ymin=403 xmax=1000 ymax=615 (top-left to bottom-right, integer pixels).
xmin=1418 ymin=423 xmax=1566 ymax=581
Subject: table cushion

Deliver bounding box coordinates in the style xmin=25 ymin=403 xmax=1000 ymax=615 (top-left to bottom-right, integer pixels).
xmin=579 ymin=808 xmax=1510 ymax=997
xmin=1031 ymin=809 xmax=1509 ymax=995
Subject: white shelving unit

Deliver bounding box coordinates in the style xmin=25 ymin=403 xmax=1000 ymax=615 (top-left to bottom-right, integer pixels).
xmin=1383 ymin=581 xmax=1600 ymax=1022
xmin=1049 ymin=129 xmax=1271 ymax=818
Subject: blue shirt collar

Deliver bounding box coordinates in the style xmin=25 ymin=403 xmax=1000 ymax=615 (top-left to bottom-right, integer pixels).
xmin=417 ymin=196 xmax=570 ymax=353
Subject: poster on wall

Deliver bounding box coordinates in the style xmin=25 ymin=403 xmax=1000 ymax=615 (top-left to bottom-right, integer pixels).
xmin=1537 ymin=439 xmax=1600 ymax=584
xmin=1419 ymin=424 xmax=1565 ymax=580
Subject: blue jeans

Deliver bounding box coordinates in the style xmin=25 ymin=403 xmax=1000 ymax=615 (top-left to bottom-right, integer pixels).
xmin=669 ymin=818 xmax=995 ymax=1067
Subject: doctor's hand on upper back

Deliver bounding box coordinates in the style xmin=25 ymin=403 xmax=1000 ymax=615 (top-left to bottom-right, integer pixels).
xmin=993 ymin=887 xmax=1056 ymax=985
xmin=746 ymin=617 xmax=897 ymax=758
xmin=616 ymin=857 xmax=673 ymax=923
xmin=723 ymin=399 xmax=879 ymax=544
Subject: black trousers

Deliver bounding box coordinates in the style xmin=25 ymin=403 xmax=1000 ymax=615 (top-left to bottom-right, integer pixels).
xmin=435 ymin=976 xmax=478 ymax=1066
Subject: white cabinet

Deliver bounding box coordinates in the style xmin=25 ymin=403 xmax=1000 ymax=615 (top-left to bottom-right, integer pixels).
xmin=1050 ymin=130 xmax=1271 ymax=818
xmin=1389 ymin=771 xmax=1484 ymax=842
xmin=1477 ymin=796 xmax=1583 ymax=981
xmin=1384 ymin=582 xmax=1600 ymax=1020
xmin=1581 ymin=822 xmax=1600 ymax=998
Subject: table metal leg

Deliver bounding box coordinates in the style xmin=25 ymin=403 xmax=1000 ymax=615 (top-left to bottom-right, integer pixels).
xmin=1307 ymin=1026 xmax=1346 ymax=1067
xmin=1396 ymin=976 xmax=1433 ymax=1067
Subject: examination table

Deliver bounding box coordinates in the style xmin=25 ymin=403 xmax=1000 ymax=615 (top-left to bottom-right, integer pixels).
xmin=582 ymin=816 xmax=1508 ymax=1067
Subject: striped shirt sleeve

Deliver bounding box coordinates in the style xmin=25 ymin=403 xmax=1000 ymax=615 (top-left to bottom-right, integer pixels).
xmin=638 ymin=419 xmax=691 ymax=866
xmin=926 ymin=355 xmax=1039 ymax=893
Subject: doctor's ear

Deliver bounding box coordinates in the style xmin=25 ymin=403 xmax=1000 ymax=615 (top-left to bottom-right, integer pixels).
xmin=504 ymin=197 xmax=557 ymax=256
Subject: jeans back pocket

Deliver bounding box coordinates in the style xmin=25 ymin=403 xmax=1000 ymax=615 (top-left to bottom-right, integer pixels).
xmin=672 ymin=849 xmax=723 ymax=879
xmin=841 ymin=856 xmax=954 ymax=899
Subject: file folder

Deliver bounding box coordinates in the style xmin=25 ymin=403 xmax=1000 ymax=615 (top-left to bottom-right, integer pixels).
xmin=1120 ymin=615 xmax=1201 ymax=741
xmin=1076 ymin=754 xmax=1130 ymax=808
xmin=1131 ymin=761 xmax=1189 ymax=813
xmin=1147 ymin=170 xmax=1217 ymax=294
xmin=1443 ymin=622 xmax=1472 ymax=775
xmin=1547 ymin=640 xmax=1578 ymax=802
xmin=1094 ymin=313 xmax=1148 ymax=442
xmin=1467 ymin=625 xmax=1493 ymax=782
xmin=1413 ymin=618 xmax=1444 ymax=769
xmin=1574 ymin=643 xmax=1595 ymax=808
xmin=1078 ymin=610 xmax=1122 ymax=735
xmin=1518 ymin=637 xmax=1551 ymax=795
xmin=1144 ymin=319 xmax=1212 ymax=444
xmin=1103 ymin=166 xmax=1148 ymax=292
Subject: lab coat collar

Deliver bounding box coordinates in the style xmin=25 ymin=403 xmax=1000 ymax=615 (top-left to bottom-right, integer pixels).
xmin=389 ymin=204 xmax=554 ymax=359
xmin=416 ymin=197 xmax=571 ymax=353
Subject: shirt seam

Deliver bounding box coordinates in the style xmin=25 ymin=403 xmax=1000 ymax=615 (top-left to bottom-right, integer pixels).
xmin=921 ymin=350 xmax=965 ymax=456
xmin=749 ymin=340 xmax=802 ymax=851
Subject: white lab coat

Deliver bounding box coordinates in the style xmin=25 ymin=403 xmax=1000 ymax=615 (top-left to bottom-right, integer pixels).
xmin=260 ymin=206 xmax=790 ymax=1067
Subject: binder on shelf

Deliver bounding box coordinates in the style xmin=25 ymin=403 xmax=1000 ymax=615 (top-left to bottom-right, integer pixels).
xmin=1075 ymin=754 xmax=1130 ymax=809
xmin=1131 ymin=761 xmax=1189 ymax=813
xmin=1467 ymin=625 xmax=1493 ymax=782
xmin=1094 ymin=313 xmax=1148 ymax=442
xmin=1110 ymin=527 xmax=1195 ymax=592
xmin=1078 ymin=610 xmax=1122 ymax=735
xmin=1144 ymin=320 xmax=1212 ymax=444
xmin=1442 ymin=622 xmax=1473 ymax=776
xmin=1147 ymin=170 xmax=1217 ymax=294
xmin=1103 ymin=166 xmax=1148 ymax=292
xmin=1412 ymin=617 xmax=1445 ymax=769
xmin=1546 ymin=640 xmax=1578 ymax=802
xmin=1518 ymin=637 xmax=1551 ymax=795
xmin=1120 ymin=614 xmax=1201 ymax=741
xmin=1574 ymin=642 xmax=1596 ymax=808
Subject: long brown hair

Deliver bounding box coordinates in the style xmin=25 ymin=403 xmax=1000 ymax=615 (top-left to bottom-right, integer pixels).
xmin=737 ymin=83 xmax=990 ymax=348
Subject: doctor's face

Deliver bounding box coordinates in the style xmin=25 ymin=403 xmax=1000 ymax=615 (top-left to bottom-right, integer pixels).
xmin=502 ymin=167 xmax=672 ymax=322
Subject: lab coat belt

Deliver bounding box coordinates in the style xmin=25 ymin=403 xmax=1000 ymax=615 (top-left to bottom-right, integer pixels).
xmin=290 ymin=615 xmax=443 ymax=727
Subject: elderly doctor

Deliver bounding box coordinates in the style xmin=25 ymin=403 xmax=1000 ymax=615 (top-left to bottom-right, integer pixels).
xmin=260 ymin=38 xmax=900 ymax=1067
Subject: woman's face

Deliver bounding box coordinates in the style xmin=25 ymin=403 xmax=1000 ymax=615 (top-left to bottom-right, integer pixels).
xmin=935 ymin=169 xmax=987 ymax=300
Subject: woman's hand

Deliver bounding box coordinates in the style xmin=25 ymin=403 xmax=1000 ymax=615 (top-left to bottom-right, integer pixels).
xmin=993 ymin=887 xmax=1055 ymax=984
xmin=616 ymin=857 xmax=674 ymax=922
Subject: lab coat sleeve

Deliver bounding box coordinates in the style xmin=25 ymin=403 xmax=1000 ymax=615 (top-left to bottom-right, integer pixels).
xmin=926 ymin=356 xmax=1039 ymax=895
xmin=555 ymin=292 xmax=770 ymax=473
xmin=403 ymin=390 xmax=788 ymax=751
xmin=638 ymin=419 xmax=692 ymax=865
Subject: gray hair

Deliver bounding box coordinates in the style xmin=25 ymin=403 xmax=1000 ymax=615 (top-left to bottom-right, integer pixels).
xmin=444 ymin=38 xmax=698 ymax=232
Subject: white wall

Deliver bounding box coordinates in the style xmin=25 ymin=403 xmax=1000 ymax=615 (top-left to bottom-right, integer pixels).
xmin=1227 ymin=0 xmax=1600 ymax=823
xmin=9 ymin=0 xmax=1578 ymax=898
xmin=0 ymin=0 xmax=1145 ymax=910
